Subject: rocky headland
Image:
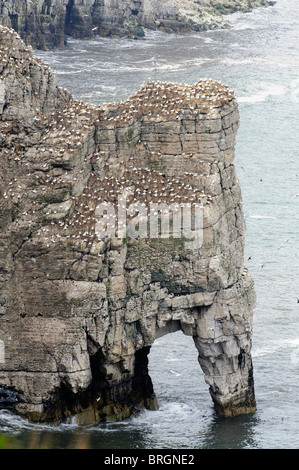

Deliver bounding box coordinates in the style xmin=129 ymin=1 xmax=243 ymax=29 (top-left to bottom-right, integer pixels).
xmin=0 ymin=0 xmax=276 ymax=49
xmin=0 ymin=25 xmax=256 ymax=424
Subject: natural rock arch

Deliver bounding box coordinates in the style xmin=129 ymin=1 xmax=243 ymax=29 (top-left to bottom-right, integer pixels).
xmin=0 ymin=26 xmax=256 ymax=424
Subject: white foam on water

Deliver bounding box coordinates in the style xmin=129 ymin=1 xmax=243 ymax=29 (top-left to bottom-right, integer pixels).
xmin=203 ymin=37 xmax=215 ymax=44
xmin=55 ymin=69 xmax=84 ymax=75
xmin=253 ymin=336 xmax=299 ymax=360
xmin=230 ymin=22 xmax=262 ymax=31
xmin=238 ymin=83 xmax=286 ymax=104
xmin=252 ymin=345 xmax=279 ymax=358
xmin=277 ymin=338 xmax=299 ymax=348
xmin=223 ymin=56 xmax=267 ymax=66
xmin=162 ymin=355 xmax=180 ymax=362
xmin=249 ymin=215 xmax=277 ymax=219
xmin=0 ymin=409 xmax=46 ymax=433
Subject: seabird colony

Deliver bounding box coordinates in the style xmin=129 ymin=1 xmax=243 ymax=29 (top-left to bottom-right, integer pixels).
xmin=1 ymin=27 xmax=235 ymax=248
xmin=103 ymin=79 xmax=235 ymax=124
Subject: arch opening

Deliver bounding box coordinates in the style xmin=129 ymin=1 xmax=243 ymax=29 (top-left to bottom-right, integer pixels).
xmin=148 ymin=325 xmax=212 ymax=412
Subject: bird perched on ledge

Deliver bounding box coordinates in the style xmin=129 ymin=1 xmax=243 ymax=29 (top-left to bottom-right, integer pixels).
xmin=101 ymin=79 xmax=236 ymax=126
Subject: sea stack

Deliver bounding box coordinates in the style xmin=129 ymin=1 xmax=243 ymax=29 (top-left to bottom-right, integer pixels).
xmin=0 ymin=26 xmax=256 ymax=424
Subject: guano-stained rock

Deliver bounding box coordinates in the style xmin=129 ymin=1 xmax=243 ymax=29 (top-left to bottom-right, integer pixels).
xmin=0 ymin=26 xmax=256 ymax=424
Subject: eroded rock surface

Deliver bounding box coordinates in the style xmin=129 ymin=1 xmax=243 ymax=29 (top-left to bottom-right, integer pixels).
xmin=0 ymin=26 xmax=256 ymax=424
xmin=0 ymin=0 xmax=275 ymax=49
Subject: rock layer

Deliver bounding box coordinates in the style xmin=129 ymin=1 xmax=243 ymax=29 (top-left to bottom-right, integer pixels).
xmin=0 ymin=0 xmax=275 ymax=49
xmin=0 ymin=26 xmax=256 ymax=424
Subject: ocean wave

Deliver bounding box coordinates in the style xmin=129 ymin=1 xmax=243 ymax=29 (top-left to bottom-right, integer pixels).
xmin=0 ymin=409 xmax=43 ymax=433
xmin=238 ymin=83 xmax=286 ymax=104
xmin=252 ymin=337 xmax=299 ymax=359
xmin=87 ymin=58 xmax=209 ymax=73
xmin=249 ymin=215 xmax=277 ymax=219
xmin=252 ymin=346 xmax=278 ymax=358
xmin=230 ymin=22 xmax=263 ymax=31
xmin=55 ymin=69 xmax=84 ymax=75
xmin=277 ymin=338 xmax=299 ymax=348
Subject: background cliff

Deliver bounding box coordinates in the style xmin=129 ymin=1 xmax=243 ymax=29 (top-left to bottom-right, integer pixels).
xmin=0 ymin=0 xmax=275 ymax=49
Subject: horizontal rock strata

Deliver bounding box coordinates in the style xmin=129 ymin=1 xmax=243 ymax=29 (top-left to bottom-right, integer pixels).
xmin=0 ymin=26 xmax=256 ymax=423
xmin=0 ymin=0 xmax=276 ymax=49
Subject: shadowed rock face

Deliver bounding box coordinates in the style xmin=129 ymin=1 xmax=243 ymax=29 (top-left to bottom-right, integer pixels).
xmin=0 ymin=0 xmax=275 ymax=49
xmin=0 ymin=26 xmax=256 ymax=424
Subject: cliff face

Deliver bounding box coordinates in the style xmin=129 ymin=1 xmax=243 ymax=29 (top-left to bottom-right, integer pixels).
xmin=0 ymin=26 xmax=256 ymax=424
xmin=0 ymin=0 xmax=275 ymax=49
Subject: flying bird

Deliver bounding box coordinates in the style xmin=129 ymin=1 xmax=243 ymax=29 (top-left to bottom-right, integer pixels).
xmin=169 ymin=369 xmax=181 ymax=377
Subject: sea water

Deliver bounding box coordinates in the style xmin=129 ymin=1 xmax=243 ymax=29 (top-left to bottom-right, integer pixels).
xmin=0 ymin=0 xmax=298 ymax=449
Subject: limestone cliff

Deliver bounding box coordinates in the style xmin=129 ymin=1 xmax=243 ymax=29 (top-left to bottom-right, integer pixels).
xmin=0 ymin=25 xmax=256 ymax=424
xmin=0 ymin=0 xmax=275 ymax=49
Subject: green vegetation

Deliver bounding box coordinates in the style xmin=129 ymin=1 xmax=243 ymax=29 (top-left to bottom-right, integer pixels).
xmin=126 ymin=127 xmax=134 ymax=142
xmin=0 ymin=434 xmax=23 ymax=449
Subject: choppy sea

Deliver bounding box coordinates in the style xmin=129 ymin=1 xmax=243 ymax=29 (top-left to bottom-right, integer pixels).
xmin=1 ymin=0 xmax=298 ymax=449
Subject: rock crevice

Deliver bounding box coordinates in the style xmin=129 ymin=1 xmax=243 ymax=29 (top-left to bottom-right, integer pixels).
xmin=0 ymin=26 xmax=256 ymax=424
